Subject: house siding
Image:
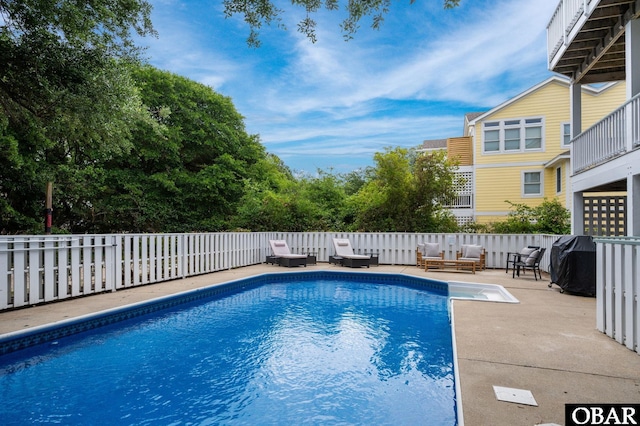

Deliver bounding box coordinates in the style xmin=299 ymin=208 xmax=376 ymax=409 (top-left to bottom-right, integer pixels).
xmin=469 ymin=79 xmax=626 ymax=224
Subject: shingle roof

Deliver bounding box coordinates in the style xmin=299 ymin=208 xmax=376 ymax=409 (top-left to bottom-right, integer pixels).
xmin=419 ymin=139 xmax=448 ymax=150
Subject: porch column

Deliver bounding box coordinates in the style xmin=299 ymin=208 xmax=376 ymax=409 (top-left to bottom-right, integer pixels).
xmin=572 ymin=191 xmax=585 ymax=235
xmin=570 ymin=82 xmax=582 ymax=137
xmin=626 ymin=18 xmax=640 ymax=157
xmin=627 ymin=18 xmax=640 ymax=99
xmin=630 ymin=174 xmax=640 ymax=237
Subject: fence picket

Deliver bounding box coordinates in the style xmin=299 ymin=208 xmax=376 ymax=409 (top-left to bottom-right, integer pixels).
xmin=1 ymin=232 xmax=638 ymax=355
xmin=0 ymin=240 xmax=8 ymax=309
xmin=13 ymin=240 xmax=26 ymax=308
xmin=29 ymin=240 xmax=41 ymax=304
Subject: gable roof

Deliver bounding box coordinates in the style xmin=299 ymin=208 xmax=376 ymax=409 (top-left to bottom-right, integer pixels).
xmin=467 ymin=75 xmax=619 ymax=126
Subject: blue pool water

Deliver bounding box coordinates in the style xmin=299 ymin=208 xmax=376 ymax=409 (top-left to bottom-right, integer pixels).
xmin=0 ymin=274 xmax=458 ymax=425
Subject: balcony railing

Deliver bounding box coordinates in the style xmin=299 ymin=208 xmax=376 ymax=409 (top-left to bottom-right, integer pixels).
xmin=547 ymin=0 xmax=597 ymax=65
xmin=441 ymin=193 xmax=473 ymax=209
xmin=572 ymin=93 xmax=640 ymax=174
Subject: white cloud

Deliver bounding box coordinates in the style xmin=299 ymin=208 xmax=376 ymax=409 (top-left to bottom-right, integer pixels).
xmin=144 ymin=0 xmax=560 ymax=172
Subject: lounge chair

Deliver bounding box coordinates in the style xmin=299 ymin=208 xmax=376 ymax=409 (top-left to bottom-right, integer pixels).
xmin=456 ymin=244 xmax=486 ymax=270
xmin=513 ymin=247 xmax=546 ymax=280
xmin=268 ymin=240 xmax=308 ymax=267
xmin=416 ymin=242 xmax=444 ymax=268
xmin=331 ymin=238 xmax=371 ymax=268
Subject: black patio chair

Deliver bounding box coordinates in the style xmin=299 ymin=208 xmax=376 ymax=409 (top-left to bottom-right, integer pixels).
xmin=513 ymin=247 xmax=546 ymax=281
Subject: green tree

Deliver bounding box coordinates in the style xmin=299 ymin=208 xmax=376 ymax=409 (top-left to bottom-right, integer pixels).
xmin=233 ymin=169 xmax=348 ymax=232
xmin=0 ymin=0 xmax=154 ymax=147
xmin=223 ymin=0 xmax=460 ymax=46
xmin=346 ymin=147 xmax=459 ymax=232
xmin=87 ymin=66 xmax=270 ymax=233
xmin=0 ymin=0 xmax=155 ymax=233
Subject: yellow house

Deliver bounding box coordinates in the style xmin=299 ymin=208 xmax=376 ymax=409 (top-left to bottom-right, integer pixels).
xmin=464 ymin=76 xmax=626 ymax=226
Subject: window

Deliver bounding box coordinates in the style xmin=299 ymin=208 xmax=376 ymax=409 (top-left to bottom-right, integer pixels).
xmin=562 ymin=123 xmax=571 ymax=146
xmin=483 ymin=117 xmax=544 ymax=153
xmin=523 ymin=171 xmax=542 ymax=196
xmin=484 ymin=128 xmax=500 ymax=152
xmin=525 ymin=126 xmax=542 ymax=149
xmin=504 ymin=128 xmax=520 ymax=150
xmin=556 ymin=167 xmax=562 ymax=193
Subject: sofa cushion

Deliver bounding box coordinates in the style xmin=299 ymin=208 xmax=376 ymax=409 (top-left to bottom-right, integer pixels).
xmin=525 ymin=250 xmax=540 ymax=266
xmin=424 ymin=243 xmax=441 ymax=257
xmin=520 ymin=247 xmax=536 ymax=256
xmin=465 ymin=245 xmax=483 ymax=259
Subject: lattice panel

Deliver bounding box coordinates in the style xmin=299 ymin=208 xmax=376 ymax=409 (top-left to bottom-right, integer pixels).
xmin=583 ymin=196 xmax=626 ymax=236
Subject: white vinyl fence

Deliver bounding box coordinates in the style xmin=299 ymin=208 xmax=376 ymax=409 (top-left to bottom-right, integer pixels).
xmin=596 ymin=237 xmax=640 ymax=354
xmin=0 ymin=232 xmax=558 ymax=311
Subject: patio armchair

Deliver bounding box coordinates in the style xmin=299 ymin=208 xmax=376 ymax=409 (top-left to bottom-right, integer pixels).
xmin=456 ymin=244 xmax=486 ymax=270
xmin=513 ymin=247 xmax=546 ymax=280
xmin=331 ymin=238 xmax=372 ymax=268
xmin=416 ymin=243 xmax=444 ymax=268
xmin=268 ymin=240 xmax=308 ymax=267
xmin=506 ymin=246 xmax=540 ymax=274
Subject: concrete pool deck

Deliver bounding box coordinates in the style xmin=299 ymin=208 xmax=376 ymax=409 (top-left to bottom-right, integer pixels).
xmin=0 ymin=263 xmax=638 ymax=425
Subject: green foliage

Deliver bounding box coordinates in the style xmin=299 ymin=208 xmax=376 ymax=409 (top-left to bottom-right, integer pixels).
xmin=0 ymin=0 xmax=155 ymax=233
xmin=339 ymin=168 xmax=373 ymax=196
xmin=534 ymin=198 xmax=572 ymax=234
xmin=223 ymin=0 xmax=460 ymax=46
xmin=232 ymin=170 xmax=348 ymax=232
xmin=85 ymin=66 xmax=275 ymax=233
xmin=0 ymin=62 xmax=293 ymax=233
xmin=345 ymin=147 xmax=460 ymax=232
xmin=0 ymin=0 xmax=155 ymax=154
xmin=490 ymin=199 xmax=570 ymax=235
xmin=0 ymin=0 xmax=467 ymax=235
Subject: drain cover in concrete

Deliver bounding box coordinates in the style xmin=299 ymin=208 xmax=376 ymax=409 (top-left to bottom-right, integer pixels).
xmin=493 ymin=386 xmax=538 ymax=406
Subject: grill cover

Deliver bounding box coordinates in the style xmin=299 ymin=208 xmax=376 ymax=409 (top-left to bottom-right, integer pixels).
xmin=549 ymin=235 xmax=596 ymax=296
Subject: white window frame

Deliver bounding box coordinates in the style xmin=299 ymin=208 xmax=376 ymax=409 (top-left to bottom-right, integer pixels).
xmin=556 ymin=166 xmax=562 ymax=194
xmin=522 ymin=170 xmax=543 ymax=197
xmin=561 ymin=122 xmax=571 ymax=146
xmin=482 ymin=117 xmax=545 ymax=154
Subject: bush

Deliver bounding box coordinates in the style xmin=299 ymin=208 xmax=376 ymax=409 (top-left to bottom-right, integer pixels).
xmin=488 ymin=199 xmax=570 ymax=234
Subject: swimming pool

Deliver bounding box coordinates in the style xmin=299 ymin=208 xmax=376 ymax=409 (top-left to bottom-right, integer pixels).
xmin=0 ymin=271 xmax=514 ymax=425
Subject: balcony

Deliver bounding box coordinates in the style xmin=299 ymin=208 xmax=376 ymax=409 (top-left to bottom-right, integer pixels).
xmin=441 ymin=194 xmax=473 ymax=209
xmin=572 ymin=92 xmax=640 ymax=174
xmin=547 ymin=0 xmax=639 ymax=84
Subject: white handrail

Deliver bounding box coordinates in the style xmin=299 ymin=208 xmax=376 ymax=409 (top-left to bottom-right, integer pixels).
xmin=572 ymin=93 xmax=640 ymax=174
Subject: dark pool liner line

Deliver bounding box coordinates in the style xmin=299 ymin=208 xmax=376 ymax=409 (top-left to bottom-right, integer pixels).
xmin=0 ymin=270 xmax=448 ymax=357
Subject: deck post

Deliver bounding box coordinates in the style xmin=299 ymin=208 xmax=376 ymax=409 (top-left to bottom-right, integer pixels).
xmin=569 ymin=82 xmax=581 ymax=137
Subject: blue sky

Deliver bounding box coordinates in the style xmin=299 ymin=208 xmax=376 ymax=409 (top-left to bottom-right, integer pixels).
xmin=140 ymin=0 xmax=560 ymax=175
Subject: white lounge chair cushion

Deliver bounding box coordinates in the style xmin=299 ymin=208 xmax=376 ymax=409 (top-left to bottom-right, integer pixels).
xmin=424 ymin=243 xmax=441 ymax=258
xmin=269 ymin=240 xmax=307 ymax=258
xmin=333 ymin=238 xmax=370 ymax=259
xmin=345 ymin=254 xmax=371 ymax=259
xmin=417 ymin=243 xmax=425 ymax=255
